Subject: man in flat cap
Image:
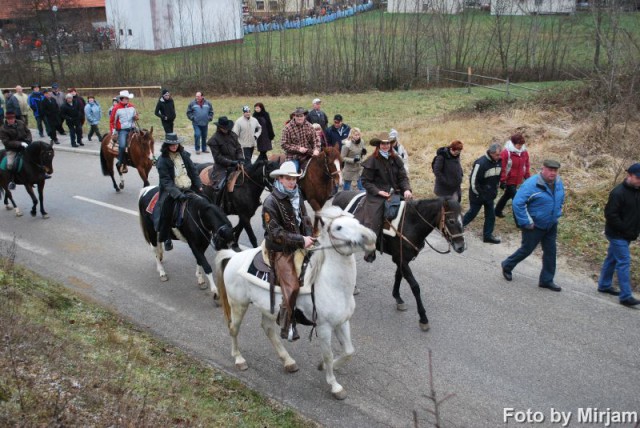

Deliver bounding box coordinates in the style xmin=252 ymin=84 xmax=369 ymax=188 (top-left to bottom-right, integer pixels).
xmin=501 ymin=159 xmax=565 ymax=291
xmin=596 ymin=163 xmax=640 ymax=307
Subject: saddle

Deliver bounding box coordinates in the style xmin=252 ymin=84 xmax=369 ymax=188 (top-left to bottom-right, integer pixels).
xmin=0 ymin=152 xmax=23 ymax=173
xmin=242 ymin=246 xmax=312 ymax=295
xmin=344 ymin=191 xmax=404 ymax=237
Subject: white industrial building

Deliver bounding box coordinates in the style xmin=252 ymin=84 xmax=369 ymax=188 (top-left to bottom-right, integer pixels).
xmin=491 ymin=0 xmax=576 ymax=15
xmin=105 ymin=0 xmax=242 ymax=51
xmin=387 ymin=0 xmax=465 ymax=14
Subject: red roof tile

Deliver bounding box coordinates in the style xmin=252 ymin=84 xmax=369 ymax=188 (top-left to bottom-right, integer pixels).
xmin=0 ymin=0 xmax=105 ymax=21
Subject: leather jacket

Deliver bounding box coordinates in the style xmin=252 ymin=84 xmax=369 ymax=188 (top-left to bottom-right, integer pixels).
xmin=262 ymin=187 xmax=312 ymax=253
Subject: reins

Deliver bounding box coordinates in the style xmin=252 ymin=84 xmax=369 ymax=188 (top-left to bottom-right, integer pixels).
xmin=183 ymin=196 xmax=229 ymax=251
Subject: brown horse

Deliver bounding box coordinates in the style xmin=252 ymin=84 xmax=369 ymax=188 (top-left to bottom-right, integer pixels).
xmin=99 ymin=128 xmax=155 ymax=192
xmin=270 ymin=146 xmax=343 ymax=211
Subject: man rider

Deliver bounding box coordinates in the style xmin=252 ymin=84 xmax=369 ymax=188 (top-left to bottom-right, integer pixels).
xmin=262 ymin=161 xmax=316 ymax=341
xmin=280 ymin=107 xmax=320 ymax=172
xmin=0 ymin=112 xmax=32 ymax=190
xmin=109 ymin=90 xmax=138 ymax=174
xmin=206 ymin=116 xmax=243 ymax=203
xmin=154 ymin=133 xmax=203 ymax=251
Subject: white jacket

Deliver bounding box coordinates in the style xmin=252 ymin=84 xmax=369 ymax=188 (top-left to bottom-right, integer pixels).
xmin=232 ymin=116 xmax=262 ymax=149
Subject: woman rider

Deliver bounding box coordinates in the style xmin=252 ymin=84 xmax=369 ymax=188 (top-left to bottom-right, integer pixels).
xmin=359 ymin=138 xmax=413 ymax=262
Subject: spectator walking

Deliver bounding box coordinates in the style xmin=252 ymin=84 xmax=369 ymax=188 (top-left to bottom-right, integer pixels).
xmin=495 ymin=133 xmax=530 ymax=218
xmin=14 ymin=85 xmax=29 ymax=126
xmin=597 ymin=163 xmax=640 ymax=307
xmin=280 ymin=107 xmax=320 ymax=172
xmin=307 ymin=98 xmax=328 ymax=130
xmin=389 ymin=129 xmax=409 ymax=173
xmin=233 ymin=105 xmax=261 ymax=165
xmin=108 ymin=97 xmax=118 ymax=117
xmin=501 ymin=160 xmax=565 ymax=291
xmin=60 ymin=93 xmax=84 ymax=147
xmin=50 ymin=83 xmax=66 ymax=135
xmin=462 ymin=143 xmax=502 ymax=244
xmin=186 ymin=91 xmax=213 ymax=154
xmin=325 ymin=114 xmax=350 ymax=150
xmin=433 ymin=140 xmax=464 ymax=202
xmin=28 ymin=84 xmax=45 ymax=138
xmin=340 ymin=127 xmax=366 ymax=191
xmin=84 ymin=96 xmax=103 ymax=142
xmin=40 ymin=89 xmax=61 ymax=144
xmin=154 ymin=89 xmax=176 ymax=135
xmin=69 ymin=88 xmax=86 ymax=140
xmin=253 ymin=102 xmax=274 ymax=162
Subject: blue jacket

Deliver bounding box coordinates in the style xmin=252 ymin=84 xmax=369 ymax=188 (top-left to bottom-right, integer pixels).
xmin=84 ymin=101 xmax=102 ymax=125
xmin=186 ymin=99 xmax=213 ymax=126
xmin=28 ymin=91 xmax=44 ymax=118
xmin=513 ymin=173 xmax=565 ymax=230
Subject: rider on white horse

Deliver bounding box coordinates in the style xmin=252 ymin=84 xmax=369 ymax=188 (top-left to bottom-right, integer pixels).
xmin=262 ymin=160 xmax=316 ymax=341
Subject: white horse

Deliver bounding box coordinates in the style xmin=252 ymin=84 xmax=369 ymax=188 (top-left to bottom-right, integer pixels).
xmin=214 ymin=206 xmax=376 ymax=400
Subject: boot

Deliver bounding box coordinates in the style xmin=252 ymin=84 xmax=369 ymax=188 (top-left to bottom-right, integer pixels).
xmin=164 ymin=240 xmax=173 ymax=251
xmin=278 ymin=306 xmax=299 ymax=341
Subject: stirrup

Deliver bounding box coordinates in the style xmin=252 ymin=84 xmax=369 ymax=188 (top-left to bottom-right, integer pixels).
xmin=8 ymin=181 xmax=16 ymax=190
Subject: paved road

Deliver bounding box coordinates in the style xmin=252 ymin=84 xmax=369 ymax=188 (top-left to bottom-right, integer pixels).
xmin=2 ymin=144 xmax=639 ymax=427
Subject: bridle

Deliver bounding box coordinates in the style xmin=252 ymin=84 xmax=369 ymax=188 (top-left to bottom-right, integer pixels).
xmin=240 ymin=162 xmax=273 ymax=191
xmin=318 ymin=151 xmax=341 ymax=184
xmin=309 ymin=215 xmax=364 ymax=256
xmin=184 ymin=196 xmax=232 ymax=250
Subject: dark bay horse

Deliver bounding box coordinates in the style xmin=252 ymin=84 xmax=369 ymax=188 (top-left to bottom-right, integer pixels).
xmin=198 ymin=159 xmax=279 ymax=249
xmin=138 ymin=186 xmax=235 ymax=297
xmin=333 ymin=191 xmax=466 ymax=331
xmin=0 ymin=141 xmax=55 ymax=218
xmin=100 ymin=128 xmax=155 ymax=192
xmin=270 ymin=146 xmax=343 ymax=211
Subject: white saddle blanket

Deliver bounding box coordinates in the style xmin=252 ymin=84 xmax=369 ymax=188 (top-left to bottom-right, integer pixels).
xmin=382 ymin=201 xmax=406 ymax=237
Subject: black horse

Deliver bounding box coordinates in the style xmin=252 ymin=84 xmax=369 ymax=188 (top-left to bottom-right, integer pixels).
xmin=0 ymin=140 xmax=55 ymax=218
xmin=333 ymin=191 xmax=466 ymax=331
xmin=197 ymin=159 xmax=279 ymax=249
xmin=138 ymin=186 xmax=235 ymax=298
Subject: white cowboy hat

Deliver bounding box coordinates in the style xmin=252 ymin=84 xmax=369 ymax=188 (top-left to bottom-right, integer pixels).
xmin=118 ymin=90 xmax=134 ymax=99
xmin=269 ymin=161 xmax=301 ymax=178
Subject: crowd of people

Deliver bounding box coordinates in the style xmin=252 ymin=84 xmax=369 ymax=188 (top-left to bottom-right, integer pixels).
xmin=2 ymin=87 xmax=639 ymax=315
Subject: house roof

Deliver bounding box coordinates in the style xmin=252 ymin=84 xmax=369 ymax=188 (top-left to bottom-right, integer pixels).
xmin=0 ymin=0 xmax=105 ymax=21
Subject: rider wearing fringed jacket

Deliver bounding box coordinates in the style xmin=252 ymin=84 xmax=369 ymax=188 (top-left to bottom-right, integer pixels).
xmin=262 ymin=161 xmax=315 ymax=342
xmin=154 ymin=133 xmax=203 ymax=252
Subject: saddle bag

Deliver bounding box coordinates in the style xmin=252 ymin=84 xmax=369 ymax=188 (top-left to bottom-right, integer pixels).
xmin=384 ymin=193 xmax=402 ymax=220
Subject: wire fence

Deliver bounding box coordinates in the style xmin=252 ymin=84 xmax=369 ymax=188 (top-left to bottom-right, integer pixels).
xmin=435 ymin=68 xmax=540 ymax=97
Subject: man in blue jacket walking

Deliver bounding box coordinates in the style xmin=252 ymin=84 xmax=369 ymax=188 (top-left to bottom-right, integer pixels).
xmin=501 ymin=159 xmax=565 ymax=291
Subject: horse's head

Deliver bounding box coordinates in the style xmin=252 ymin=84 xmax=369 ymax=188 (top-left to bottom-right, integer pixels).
xmin=317 ymin=206 xmax=376 ymax=255
xmin=27 ymin=140 xmax=55 ymax=174
xmin=441 ymin=197 xmax=465 ymax=253
xmin=138 ymin=127 xmax=154 ymax=152
xmin=323 ymin=146 xmax=343 ymax=188
xmin=201 ymin=202 xmax=234 ymax=250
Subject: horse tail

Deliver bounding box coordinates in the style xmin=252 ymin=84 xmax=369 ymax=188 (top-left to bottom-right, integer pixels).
xmin=99 ymin=146 xmax=109 ymax=176
xmin=215 ymin=249 xmax=236 ymax=325
xmin=138 ymin=187 xmax=153 ymax=245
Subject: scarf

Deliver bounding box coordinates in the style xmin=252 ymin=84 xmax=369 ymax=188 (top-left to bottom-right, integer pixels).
xmin=505 ymin=139 xmax=527 ymax=154
xmin=379 ymin=149 xmax=390 ymax=159
xmin=273 ymin=180 xmax=302 ymax=225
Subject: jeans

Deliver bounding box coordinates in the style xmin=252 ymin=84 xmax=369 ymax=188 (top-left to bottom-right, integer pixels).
xmin=502 ymin=223 xmax=558 ymax=286
xmin=193 ymin=124 xmax=208 ymax=151
xmin=291 ymin=159 xmax=300 ymax=172
xmin=242 ymin=147 xmax=254 ymax=165
xmin=598 ymin=236 xmax=633 ymax=301
xmin=35 ymin=116 xmax=44 ymax=137
xmin=67 ymin=121 xmax=82 ymax=146
xmin=117 ymin=128 xmax=132 ymax=163
xmin=495 ymin=184 xmax=517 ymax=215
xmin=463 ymin=199 xmax=496 ymax=239
xmin=343 ymin=178 xmax=364 ymax=191
xmin=88 ymin=124 xmax=102 ymax=141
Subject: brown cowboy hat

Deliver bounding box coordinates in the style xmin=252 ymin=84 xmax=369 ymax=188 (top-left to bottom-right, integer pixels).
xmin=369 ymin=137 xmax=390 ymax=147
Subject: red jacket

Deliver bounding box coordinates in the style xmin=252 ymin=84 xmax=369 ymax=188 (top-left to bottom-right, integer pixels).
xmin=109 ymin=101 xmax=137 ymax=133
xmin=499 ymin=142 xmax=530 ymax=186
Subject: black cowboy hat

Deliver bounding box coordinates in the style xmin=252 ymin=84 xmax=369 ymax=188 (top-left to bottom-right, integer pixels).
xmin=163 ymin=133 xmax=182 ymax=144
xmin=214 ymin=116 xmax=234 ymax=130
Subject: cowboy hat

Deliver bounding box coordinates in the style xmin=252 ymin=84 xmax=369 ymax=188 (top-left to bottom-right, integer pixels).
xmin=163 ymin=133 xmax=183 ymax=145
xmin=369 ymin=137 xmax=390 ymax=147
xmin=214 ymin=116 xmax=234 ymax=130
xmin=269 ymin=161 xmax=301 ymax=178
xmin=118 ymin=90 xmax=134 ymax=99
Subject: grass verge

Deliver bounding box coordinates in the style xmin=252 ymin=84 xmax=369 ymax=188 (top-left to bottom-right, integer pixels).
xmin=0 ymin=240 xmax=315 ymax=427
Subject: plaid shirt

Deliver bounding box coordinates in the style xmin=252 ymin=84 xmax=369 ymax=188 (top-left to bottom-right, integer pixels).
xmin=280 ymin=120 xmax=320 ymax=161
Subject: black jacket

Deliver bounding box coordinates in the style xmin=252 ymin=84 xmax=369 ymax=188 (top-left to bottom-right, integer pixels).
xmin=60 ymin=100 xmax=82 ymax=125
xmin=468 ymin=152 xmax=501 ymax=203
xmin=5 ymin=95 xmax=21 ymax=116
xmin=262 ymin=187 xmax=312 ymax=253
xmin=604 ymin=180 xmax=640 ymax=241
xmin=253 ymin=110 xmax=275 ymax=152
xmin=433 ymin=147 xmax=463 ymax=197
xmin=41 ymin=98 xmax=61 ymax=125
xmin=154 ymin=97 xmax=176 ymax=122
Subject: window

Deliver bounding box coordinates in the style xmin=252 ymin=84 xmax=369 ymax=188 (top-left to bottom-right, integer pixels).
xmin=119 ymin=29 xmax=124 ymax=35
xmin=128 ymin=29 xmax=133 ymax=36
xmin=256 ymin=0 xmax=265 ymax=10
xmin=268 ymin=0 xmax=278 ymax=10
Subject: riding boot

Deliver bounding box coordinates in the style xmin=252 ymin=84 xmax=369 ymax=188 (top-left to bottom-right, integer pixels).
xmin=275 ymin=253 xmax=301 ymax=341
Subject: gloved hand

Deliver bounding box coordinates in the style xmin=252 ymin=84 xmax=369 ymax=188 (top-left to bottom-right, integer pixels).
xmin=500 ymin=182 xmax=506 ymax=190
xmin=178 ymin=193 xmax=188 ymax=201
xmin=21 ymin=142 xmax=29 ymax=149
xmin=361 ymin=148 xmax=367 ymax=156
xmin=230 ymin=160 xmax=239 ymax=167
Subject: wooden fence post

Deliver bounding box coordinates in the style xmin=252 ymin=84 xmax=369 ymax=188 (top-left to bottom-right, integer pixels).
xmin=467 ymin=67 xmax=472 ymax=94
xmin=506 ymin=77 xmax=510 ymax=97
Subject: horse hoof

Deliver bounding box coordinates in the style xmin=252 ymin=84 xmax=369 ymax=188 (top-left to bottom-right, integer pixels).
xmin=115 ymin=188 xmax=121 ymax=193
xmin=353 ymin=286 xmax=360 ymax=296
xmin=396 ymin=303 xmax=408 ymax=312
xmin=15 ymin=211 xmax=23 ymax=217
xmin=332 ymin=389 xmax=347 ymax=400
xmin=198 ymin=282 xmax=208 ymax=290
xmin=285 ymin=363 xmax=299 ymax=373
xmin=419 ymin=322 xmax=430 ymax=332
xmin=42 ymin=214 xmax=49 ymax=219
xmin=5 ymin=205 xmax=11 ymax=210
xmin=236 ymin=362 xmax=249 ymax=371
xmin=213 ymin=294 xmax=220 ymax=307
xmin=160 ymin=275 xmax=168 ymax=282
xmin=30 ymin=211 xmax=37 ymax=217
xmin=119 ymin=183 xmax=124 ymax=190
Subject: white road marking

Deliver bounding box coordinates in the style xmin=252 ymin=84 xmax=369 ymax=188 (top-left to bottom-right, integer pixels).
xmin=0 ymin=231 xmax=51 ymax=256
xmin=73 ymin=196 xmax=139 ymax=216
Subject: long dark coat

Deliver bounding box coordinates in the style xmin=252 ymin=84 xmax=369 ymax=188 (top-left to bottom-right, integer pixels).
xmin=253 ymin=111 xmax=275 ymax=152
xmin=433 ymin=147 xmax=463 ymax=199
xmin=207 ymin=129 xmax=243 ymax=182
xmin=41 ymin=97 xmax=61 ymax=128
xmin=153 ymin=145 xmax=202 ymax=230
xmin=359 ymin=150 xmax=411 ymax=236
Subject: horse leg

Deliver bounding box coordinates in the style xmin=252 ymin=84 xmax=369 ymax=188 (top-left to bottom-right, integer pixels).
xmin=187 ymin=244 xmax=219 ymax=300
xmin=37 ymin=181 xmax=48 ymax=218
xmin=240 ymin=214 xmax=258 ymax=248
xmin=401 ymin=262 xmax=430 ymax=331
xmin=137 ymin=165 xmax=150 ymax=187
xmin=4 ymin=188 xmax=19 ymax=215
xmin=260 ymin=312 xmax=297 ymax=373
xmin=24 ymin=184 xmax=38 ymax=217
xmin=231 ymin=223 xmax=243 ymax=251
xmin=330 ymin=320 xmax=354 ymax=371
xmin=153 ymin=244 xmax=167 ymax=281
xmin=229 ymin=300 xmax=250 ymax=371
xmin=195 ymin=265 xmax=207 ymax=290
xmin=118 ymin=170 xmax=124 ymax=190
xmin=392 ymin=264 xmax=407 ymax=311
xmin=315 ymin=323 xmax=346 ymax=400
